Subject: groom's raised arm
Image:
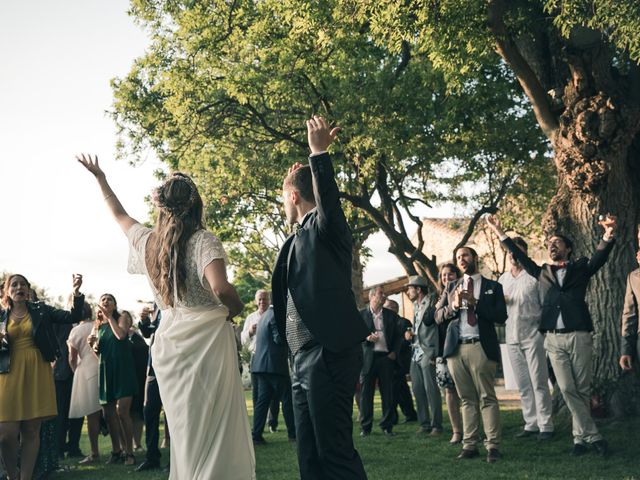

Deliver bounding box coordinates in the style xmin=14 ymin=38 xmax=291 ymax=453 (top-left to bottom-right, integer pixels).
xmin=306 ymin=116 xmax=349 ymax=238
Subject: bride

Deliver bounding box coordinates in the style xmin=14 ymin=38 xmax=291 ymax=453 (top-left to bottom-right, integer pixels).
xmin=78 ymin=155 xmax=256 ymax=479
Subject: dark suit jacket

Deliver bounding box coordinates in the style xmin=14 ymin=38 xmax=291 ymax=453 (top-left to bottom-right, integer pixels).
xmin=436 ymin=277 xmax=507 ymax=362
xmin=272 ymin=153 xmax=369 ymax=352
xmin=622 ymin=267 xmax=640 ymax=357
xmin=502 ymin=237 xmax=614 ymax=332
xmin=139 ymin=307 xmax=161 ymax=376
xmin=397 ymin=316 xmax=412 ymax=374
xmin=360 ymin=307 xmax=402 ymax=376
xmin=0 ymin=295 xmax=85 ymax=362
xmin=251 ymin=307 xmax=290 ymax=377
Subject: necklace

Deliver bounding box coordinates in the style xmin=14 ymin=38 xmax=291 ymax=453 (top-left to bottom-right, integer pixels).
xmin=10 ymin=310 xmax=28 ymax=320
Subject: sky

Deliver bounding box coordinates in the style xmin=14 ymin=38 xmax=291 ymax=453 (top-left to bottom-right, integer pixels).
xmin=0 ymin=0 xmax=420 ymax=314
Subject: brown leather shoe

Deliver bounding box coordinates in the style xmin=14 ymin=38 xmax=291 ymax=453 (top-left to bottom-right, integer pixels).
xmin=449 ymin=432 xmax=462 ymax=444
xmin=486 ymin=449 xmax=501 ymax=463
xmin=457 ymin=449 xmax=479 ymax=460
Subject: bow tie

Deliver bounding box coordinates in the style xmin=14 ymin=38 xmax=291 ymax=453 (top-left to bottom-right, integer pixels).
xmin=551 ymin=262 xmax=568 ymax=271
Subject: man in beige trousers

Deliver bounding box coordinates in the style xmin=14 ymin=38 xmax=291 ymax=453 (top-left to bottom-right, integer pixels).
xmin=487 ymin=214 xmax=616 ymax=457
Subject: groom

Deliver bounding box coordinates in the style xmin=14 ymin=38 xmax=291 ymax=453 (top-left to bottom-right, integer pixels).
xmin=272 ymin=116 xmax=369 ymax=479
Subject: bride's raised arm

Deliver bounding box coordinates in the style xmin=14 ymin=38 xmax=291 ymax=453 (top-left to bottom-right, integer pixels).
xmin=77 ymin=153 xmax=139 ymax=234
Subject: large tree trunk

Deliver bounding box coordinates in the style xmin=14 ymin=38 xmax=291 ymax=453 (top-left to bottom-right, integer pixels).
xmin=543 ymin=82 xmax=640 ymax=413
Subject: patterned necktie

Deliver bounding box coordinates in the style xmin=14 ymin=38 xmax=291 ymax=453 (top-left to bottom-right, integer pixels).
xmin=466 ymin=277 xmax=477 ymax=327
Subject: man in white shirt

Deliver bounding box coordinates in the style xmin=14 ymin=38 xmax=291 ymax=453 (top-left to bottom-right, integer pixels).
xmin=498 ymin=237 xmax=553 ymax=440
xmin=241 ymin=289 xmax=279 ymax=433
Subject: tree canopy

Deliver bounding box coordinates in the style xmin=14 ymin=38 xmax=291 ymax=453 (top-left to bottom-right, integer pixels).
xmin=113 ymin=0 xmax=551 ymax=288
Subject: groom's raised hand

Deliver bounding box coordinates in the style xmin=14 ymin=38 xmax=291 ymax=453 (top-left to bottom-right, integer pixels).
xmin=306 ymin=115 xmax=341 ymax=154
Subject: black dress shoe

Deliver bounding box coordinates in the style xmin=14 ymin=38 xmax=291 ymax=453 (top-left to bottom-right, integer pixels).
xmin=135 ymin=460 xmax=161 ymax=472
xmin=457 ymin=449 xmax=479 ymax=460
xmin=253 ymin=437 xmax=267 ymax=445
xmin=538 ymin=431 xmax=554 ymax=441
xmin=591 ymin=439 xmax=609 ymax=457
xmin=570 ymin=443 xmax=588 ymax=456
xmin=382 ymin=429 xmax=396 ymax=437
xmin=515 ymin=429 xmax=539 ymax=438
xmin=486 ymin=449 xmax=501 ymax=463
xmin=402 ymin=416 xmax=417 ymax=424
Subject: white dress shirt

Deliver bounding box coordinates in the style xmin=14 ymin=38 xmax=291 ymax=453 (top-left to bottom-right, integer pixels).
xmin=460 ymin=273 xmax=482 ymax=339
xmin=499 ymin=269 xmax=542 ymax=343
xmin=240 ymin=310 xmax=263 ymax=354
xmin=370 ymin=307 xmax=389 ymax=353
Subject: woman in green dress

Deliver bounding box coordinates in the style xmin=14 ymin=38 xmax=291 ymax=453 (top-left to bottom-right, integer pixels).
xmin=88 ymin=295 xmax=138 ymax=466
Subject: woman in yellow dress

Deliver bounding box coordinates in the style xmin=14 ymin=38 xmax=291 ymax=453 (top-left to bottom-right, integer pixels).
xmin=0 ymin=273 xmax=84 ymax=480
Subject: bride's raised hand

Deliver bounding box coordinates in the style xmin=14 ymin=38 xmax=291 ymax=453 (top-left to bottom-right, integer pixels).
xmin=76 ymin=153 xmax=105 ymax=179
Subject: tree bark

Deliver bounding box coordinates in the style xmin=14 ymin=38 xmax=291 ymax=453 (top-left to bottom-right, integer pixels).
xmin=543 ymin=75 xmax=640 ymax=405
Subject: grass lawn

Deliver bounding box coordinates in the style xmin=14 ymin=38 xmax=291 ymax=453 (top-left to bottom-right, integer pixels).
xmin=57 ymin=391 xmax=639 ymax=479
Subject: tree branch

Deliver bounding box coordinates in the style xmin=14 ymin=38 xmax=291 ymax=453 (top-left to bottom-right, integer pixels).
xmin=487 ymin=0 xmax=559 ymax=140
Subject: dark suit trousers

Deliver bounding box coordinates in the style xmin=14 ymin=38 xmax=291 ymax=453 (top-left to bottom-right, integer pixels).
xmin=292 ymin=344 xmax=367 ymax=480
xmin=143 ymin=376 xmax=163 ymax=462
xmin=252 ymin=373 xmax=295 ymax=439
xmin=55 ymin=377 xmax=83 ymax=454
xmin=360 ymin=353 xmax=395 ymax=432
xmin=392 ymin=369 xmax=417 ymax=422
xmin=251 ymin=372 xmax=280 ymax=430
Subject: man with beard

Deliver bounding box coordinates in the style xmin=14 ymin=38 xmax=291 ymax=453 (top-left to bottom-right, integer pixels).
xmin=619 ymin=249 xmax=640 ymax=372
xmin=436 ymin=247 xmax=507 ymax=463
xmin=405 ymin=277 xmax=442 ymax=436
xmin=272 ymin=116 xmax=369 ymax=480
xmin=486 ymin=214 xmax=616 ymax=457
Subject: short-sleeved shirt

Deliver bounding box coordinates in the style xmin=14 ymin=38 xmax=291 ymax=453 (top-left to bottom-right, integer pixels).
xmin=127 ymin=223 xmax=228 ymax=310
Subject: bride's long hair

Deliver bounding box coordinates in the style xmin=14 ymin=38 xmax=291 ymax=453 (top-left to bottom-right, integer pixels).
xmin=146 ymin=172 xmax=204 ymax=307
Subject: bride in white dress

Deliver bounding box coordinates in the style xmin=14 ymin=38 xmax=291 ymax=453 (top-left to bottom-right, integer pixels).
xmin=78 ymin=154 xmax=256 ymax=480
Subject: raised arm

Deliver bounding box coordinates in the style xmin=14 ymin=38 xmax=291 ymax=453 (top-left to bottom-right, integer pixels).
xmin=77 ymin=154 xmax=139 ymax=235
xmin=306 ymin=116 xmax=349 ymax=238
xmin=587 ymin=214 xmax=617 ymax=275
xmin=204 ymin=259 xmax=244 ymax=319
xmin=48 ymin=274 xmax=85 ymax=324
xmin=486 ymin=214 xmax=542 ymax=279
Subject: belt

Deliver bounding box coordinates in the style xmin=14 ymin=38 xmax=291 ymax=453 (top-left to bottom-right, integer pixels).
xmin=546 ymin=329 xmax=575 ymax=334
xmin=459 ymin=337 xmax=480 ymax=345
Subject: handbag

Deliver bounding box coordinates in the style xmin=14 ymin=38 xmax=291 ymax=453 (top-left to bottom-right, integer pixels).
xmin=0 ymin=319 xmax=10 ymax=374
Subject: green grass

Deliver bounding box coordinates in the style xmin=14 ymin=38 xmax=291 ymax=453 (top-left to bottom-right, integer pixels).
xmin=57 ymin=392 xmax=639 ymax=479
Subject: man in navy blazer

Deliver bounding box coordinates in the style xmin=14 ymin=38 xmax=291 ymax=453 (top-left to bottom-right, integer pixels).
xmin=359 ymin=287 xmax=402 ymax=436
xmin=487 ymin=214 xmax=616 ymax=457
xmin=436 ymin=246 xmax=507 ymax=464
xmin=271 ymin=116 xmax=369 ymax=480
xmin=250 ymin=306 xmax=295 ymax=445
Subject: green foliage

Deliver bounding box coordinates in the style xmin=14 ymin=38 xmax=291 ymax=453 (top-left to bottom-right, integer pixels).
xmin=112 ymin=0 xmax=552 ymax=277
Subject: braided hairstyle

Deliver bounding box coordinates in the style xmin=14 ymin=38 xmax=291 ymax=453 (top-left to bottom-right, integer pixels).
xmin=146 ymin=172 xmax=204 ymax=307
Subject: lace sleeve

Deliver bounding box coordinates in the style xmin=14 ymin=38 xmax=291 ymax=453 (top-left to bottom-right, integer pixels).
xmin=126 ymin=223 xmax=152 ymax=275
xmin=196 ymin=230 xmax=229 ymax=287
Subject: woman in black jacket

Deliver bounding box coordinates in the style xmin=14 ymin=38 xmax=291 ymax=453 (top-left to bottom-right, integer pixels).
xmin=0 ymin=273 xmax=84 ymax=480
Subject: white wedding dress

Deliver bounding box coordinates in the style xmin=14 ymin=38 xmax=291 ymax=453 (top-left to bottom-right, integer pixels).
xmin=127 ymin=224 xmax=256 ymax=480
